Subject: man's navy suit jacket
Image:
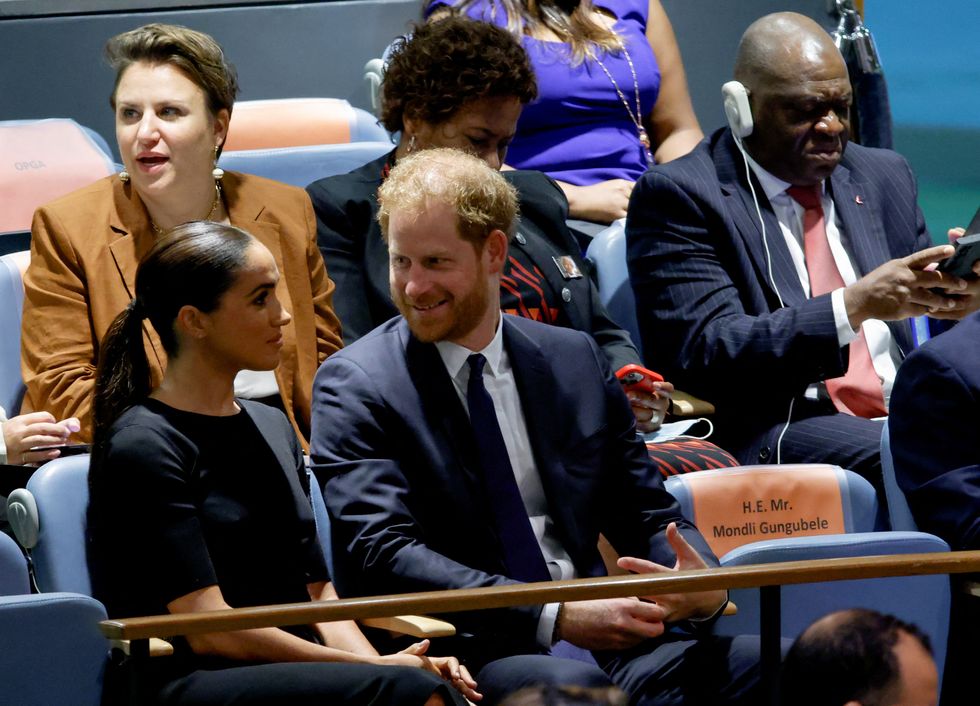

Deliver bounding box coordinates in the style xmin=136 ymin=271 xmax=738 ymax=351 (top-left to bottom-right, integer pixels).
xmin=626 ymin=127 xmax=932 ymax=462
xmin=310 ymin=315 xmax=716 ymax=661
xmin=890 ymin=311 xmax=980 ymax=551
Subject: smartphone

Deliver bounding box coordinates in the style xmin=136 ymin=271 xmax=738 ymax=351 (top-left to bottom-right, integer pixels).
xmin=28 ymin=443 xmax=91 ymax=457
xmin=938 ymin=232 xmax=980 ymax=280
xmin=615 ymin=364 xmax=664 ymax=393
xmin=965 ymin=205 xmax=980 ymax=237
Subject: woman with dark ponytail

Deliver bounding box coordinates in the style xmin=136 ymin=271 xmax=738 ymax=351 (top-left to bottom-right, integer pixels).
xmin=87 ymin=221 xmax=478 ymax=706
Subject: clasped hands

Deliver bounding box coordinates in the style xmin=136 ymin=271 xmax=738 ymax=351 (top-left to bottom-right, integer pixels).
xmin=556 ymin=523 xmax=726 ymax=651
xmin=381 ymin=639 xmax=481 ymax=702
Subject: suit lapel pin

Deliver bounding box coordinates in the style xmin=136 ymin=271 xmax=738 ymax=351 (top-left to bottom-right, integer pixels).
xmin=855 ymin=195 xmax=864 ymax=205
xmin=553 ymin=255 xmax=583 ymax=280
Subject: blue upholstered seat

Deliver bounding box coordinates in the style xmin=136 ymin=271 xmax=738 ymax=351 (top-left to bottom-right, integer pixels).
xmin=664 ymin=464 xmax=951 ymax=682
xmin=0 ymin=251 xmax=29 ymax=417
xmin=584 ymin=219 xmax=643 ymax=356
xmin=0 ymin=520 xmax=108 ymax=706
xmin=6 ymin=454 xmax=92 ymax=595
xmin=218 ymin=140 xmax=392 ymax=189
xmin=881 ymin=422 xmax=919 ymax=531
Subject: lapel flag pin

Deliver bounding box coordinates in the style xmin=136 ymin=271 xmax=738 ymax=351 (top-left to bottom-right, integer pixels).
xmin=855 ymin=195 xmax=864 ymax=205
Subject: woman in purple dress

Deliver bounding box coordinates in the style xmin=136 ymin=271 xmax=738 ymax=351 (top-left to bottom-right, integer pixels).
xmin=428 ymin=0 xmax=702 ymax=225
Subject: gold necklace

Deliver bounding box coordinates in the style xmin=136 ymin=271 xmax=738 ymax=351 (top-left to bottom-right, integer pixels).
xmin=592 ymin=41 xmax=654 ymax=166
xmin=150 ymin=183 xmax=223 ymax=236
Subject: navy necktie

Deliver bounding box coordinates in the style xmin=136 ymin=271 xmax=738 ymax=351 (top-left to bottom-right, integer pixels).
xmin=466 ymin=354 xmax=551 ymax=583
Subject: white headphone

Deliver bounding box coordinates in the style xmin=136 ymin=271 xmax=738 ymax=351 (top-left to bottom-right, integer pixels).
xmin=722 ymin=80 xmax=794 ymax=461
xmin=722 ymin=81 xmax=753 ymax=140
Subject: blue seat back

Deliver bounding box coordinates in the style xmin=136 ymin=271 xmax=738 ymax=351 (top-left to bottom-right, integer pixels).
xmin=911 ymin=315 xmax=931 ymax=347
xmin=219 ymin=141 xmax=392 ymax=189
xmin=881 ymin=422 xmax=918 ymax=531
xmin=585 ymin=220 xmax=643 ymax=356
xmin=717 ymin=531 xmax=951 ymax=682
xmin=0 ymin=515 xmax=107 ymax=705
xmin=25 ymin=454 xmax=92 ymax=596
xmin=0 ymin=251 xmax=29 ymax=415
xmin=0 ymin=533 xmax=29 ymax=596
xmin=0 ymin=592 xmax=108 ymax=705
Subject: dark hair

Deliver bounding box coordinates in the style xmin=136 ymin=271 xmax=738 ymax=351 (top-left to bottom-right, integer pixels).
xmin=780 ymin=609 xmax=933 ymax=706
xmin=105 ymin=23 xmax=239 ymax=153
xmin=445 ymin=0 xmax=621 ymax=65
xmin=381 ymin=16 xmax=537 ymax=133
xmin=92 ymin=221 xmax=254 ymax=449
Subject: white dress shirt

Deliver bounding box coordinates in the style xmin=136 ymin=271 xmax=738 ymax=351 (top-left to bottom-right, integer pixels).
xmin=746 ymin=157 xmax=902 ymax=405
xmin=435 ymin=322 xmax=574 ymax=647
xmin=233 ymin=369 xmax=280 ymax=400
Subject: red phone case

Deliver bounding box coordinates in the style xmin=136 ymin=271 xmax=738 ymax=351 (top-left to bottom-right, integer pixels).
xmin=615 ymin=364 xmax=664 ymax=393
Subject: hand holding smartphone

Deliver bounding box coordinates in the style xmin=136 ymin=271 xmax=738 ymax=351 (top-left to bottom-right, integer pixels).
xmin=615 ymin=364 xmax=664 ymax=393
xmin=27 ymin=443 xmax=91 ymax=458
xmin=938 ymin=205 xmax=980 ymax=280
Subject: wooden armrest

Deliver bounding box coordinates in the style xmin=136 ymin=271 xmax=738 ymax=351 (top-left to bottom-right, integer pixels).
xmin=671 ymin=390 xmax=715 ymax=417
xmin=111 ymin=637 xmax=174 ymax=657
xmin=109 ymin=619 xmax=455 ymax=655
xmin=360 ymin=615 xmax=456 ymax=638
xmin=100 ymin=551 xmax=980 ymax=643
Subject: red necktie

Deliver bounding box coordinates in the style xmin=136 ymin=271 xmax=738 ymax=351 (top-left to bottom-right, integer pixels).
xmin=786 ymin=185 xmax=887 ymax=418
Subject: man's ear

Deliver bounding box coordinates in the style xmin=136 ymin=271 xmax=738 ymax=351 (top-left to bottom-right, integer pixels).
xmin=484 ymin=229 xmax=509 ymax=274
xmin=175 ymin=304 xmax=209 ymax=340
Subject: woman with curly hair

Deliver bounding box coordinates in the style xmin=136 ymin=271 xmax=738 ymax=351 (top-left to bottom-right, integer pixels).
xmin=426 ymin=0 xmax=703 ymax=225
xmin=307 ymin=16 xmax=737 ymax=472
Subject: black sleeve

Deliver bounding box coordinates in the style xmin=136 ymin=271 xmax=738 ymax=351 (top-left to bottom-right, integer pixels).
xmin=508 ymin=170 xmax=641 ymax=371
xmin=91 ymin=422 xmax=217 ymax=612
xmin=307 ymin=177 xmax=380 ymax=345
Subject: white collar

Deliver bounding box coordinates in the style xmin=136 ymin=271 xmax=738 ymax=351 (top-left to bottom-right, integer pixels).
xmin=743 ymin=151 xmax=825 ymax=203
xmin=434 ymin=318 xmax=505 ymax=380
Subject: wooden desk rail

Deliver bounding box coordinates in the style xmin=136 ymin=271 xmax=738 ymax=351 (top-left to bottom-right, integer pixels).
xmin=101 ymin=550 xmax=980 ymax=641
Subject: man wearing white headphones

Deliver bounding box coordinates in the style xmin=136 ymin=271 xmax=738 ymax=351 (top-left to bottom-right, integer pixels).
xmin=625 ymin=12 xmax=980 ymax=489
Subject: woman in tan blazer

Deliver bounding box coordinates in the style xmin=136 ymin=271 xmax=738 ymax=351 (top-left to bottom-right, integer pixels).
xmin=22 ymin=23 xmax=342 ymax=448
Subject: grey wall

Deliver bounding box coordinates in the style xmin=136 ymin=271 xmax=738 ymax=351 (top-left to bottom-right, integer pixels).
xmin=663 ymin=0 xmax=835 ymax=134
xmin=1 ymin=0 xmax=833 ymax=158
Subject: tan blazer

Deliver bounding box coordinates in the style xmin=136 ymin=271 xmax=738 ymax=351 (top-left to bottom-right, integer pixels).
xmin=22 ymin=171 xmax=343 ymax=449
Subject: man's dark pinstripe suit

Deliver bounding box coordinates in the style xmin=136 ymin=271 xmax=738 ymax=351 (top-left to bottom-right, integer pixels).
xmin=624 ymin=127 xmax=933 ymax=482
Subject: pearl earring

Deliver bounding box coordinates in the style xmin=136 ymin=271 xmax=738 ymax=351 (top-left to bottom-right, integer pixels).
xmin=119 ymin=170 xmax=130 ymax=183
xmin=212 ymin=144 xmax=224 ymax=181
